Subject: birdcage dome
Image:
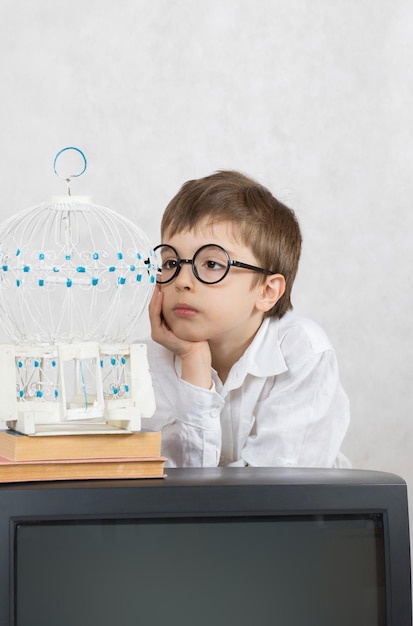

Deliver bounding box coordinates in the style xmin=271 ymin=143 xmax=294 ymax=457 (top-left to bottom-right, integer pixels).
xmin=0 ymin=195 xmax=157 ymax=344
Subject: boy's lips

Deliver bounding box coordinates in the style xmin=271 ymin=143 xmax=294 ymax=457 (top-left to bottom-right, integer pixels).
xmin=173 ymin=303 xmax=198 ymax=318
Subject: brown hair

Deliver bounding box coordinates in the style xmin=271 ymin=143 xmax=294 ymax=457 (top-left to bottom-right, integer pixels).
xmin=161 ymin=170 xmax=302 ymax=318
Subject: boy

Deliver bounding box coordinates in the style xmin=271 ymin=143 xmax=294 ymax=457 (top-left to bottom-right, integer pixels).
xmin=146 ymin=170 xmax=350 ymax=468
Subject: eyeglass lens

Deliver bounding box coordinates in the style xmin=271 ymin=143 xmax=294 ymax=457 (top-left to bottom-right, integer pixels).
xmin=155 ymin=244 xmax=230 ymax=284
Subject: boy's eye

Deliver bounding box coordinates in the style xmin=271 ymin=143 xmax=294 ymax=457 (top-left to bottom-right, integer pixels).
xmin=195 ymin=248 xmax=229 ymax=281
xmin=162 ymin=258 xmax=179 ymax=271
xmin=203 ymin=259 xmax=225 ymax=271
xmin=194 ymin=246 xmax=230 ymax=281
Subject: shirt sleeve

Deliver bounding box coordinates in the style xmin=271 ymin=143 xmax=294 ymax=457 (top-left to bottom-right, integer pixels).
xmin=231 ymin=326 xmax=350 ymax=468
xmin=145 ymin=343 xmax=225 ymax=467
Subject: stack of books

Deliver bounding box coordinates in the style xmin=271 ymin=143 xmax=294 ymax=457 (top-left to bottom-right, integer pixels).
xmin=0 ymin=429 xmax=166 ymax=483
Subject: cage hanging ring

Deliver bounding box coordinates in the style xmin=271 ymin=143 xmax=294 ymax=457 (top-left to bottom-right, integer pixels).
xmin=53 ymin=147 xmax=87 ymax=180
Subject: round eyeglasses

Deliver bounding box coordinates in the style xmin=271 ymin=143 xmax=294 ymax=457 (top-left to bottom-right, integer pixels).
xmin=154 ymin=244 xmax=275 ymax=285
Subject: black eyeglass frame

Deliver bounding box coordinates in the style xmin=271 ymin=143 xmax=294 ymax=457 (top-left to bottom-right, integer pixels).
xmin=154 ymin=243 xmax=276 ymax=285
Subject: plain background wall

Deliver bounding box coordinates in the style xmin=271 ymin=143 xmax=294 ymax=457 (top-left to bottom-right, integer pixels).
xmin=0 ymin=0 xmax=413 ymax=498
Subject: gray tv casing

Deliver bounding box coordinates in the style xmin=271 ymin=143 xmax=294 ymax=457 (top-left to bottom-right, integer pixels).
xmin=0 ymin=467 xmax=411 ymax=625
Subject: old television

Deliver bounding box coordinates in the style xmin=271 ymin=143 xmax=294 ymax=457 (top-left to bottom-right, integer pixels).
xmin=0 ymin=467 xmax=411 ymax=626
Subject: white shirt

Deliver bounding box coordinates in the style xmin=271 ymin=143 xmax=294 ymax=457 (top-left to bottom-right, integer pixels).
xmin=145 ymin=312 xmax=350 ymax=468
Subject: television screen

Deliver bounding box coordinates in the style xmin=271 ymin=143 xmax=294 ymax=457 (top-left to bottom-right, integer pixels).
xmin=0 ymin=467 xmax=411 ymax=626
xmin=15 ymin=514 xmax=385 ymax=626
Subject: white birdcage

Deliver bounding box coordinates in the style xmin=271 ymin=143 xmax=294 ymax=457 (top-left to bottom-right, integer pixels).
xmin=0 ymin=148 xmax=157 ymax=435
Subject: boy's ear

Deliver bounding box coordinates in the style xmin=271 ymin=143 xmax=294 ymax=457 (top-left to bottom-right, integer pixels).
xmin=255 ymin=274 xmax=286 ymax=313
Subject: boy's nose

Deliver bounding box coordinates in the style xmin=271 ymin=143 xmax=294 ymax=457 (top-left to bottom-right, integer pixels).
xmin=174 ymin=262 xmax=195 ymax=289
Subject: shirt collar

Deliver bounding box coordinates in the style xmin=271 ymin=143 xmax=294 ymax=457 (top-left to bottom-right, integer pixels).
xmin=228 ymin=316 xmax=288 ymax=382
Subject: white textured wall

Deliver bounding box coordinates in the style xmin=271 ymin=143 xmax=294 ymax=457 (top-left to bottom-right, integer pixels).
xmin=1 ymin=1 xmax=413 ymax=491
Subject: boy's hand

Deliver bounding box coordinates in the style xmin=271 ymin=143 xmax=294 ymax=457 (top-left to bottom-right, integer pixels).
xmin=149 ymin=287 xmax=213 ymax=389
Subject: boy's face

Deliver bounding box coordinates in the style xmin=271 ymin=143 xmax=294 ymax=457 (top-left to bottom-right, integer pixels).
xmin=158 ymin=220 xmax=275 ymax=349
